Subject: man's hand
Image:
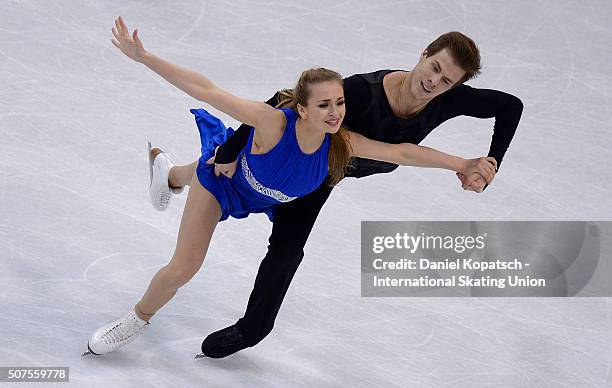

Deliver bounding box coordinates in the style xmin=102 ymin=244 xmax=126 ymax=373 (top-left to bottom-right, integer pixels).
xmin=206 ymin=146 xmax=237 ymax=178
xmin=459 ymin=157 xmax=497 ymax=187
xmin=456 ymin=172 xmax=487 ymax=193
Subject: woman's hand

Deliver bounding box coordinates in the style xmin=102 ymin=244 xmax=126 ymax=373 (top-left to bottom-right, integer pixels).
xmin=459 ymin=157 xmax=497 ymax=187
xmin=111 ymin=16 xmax=146 ymax=63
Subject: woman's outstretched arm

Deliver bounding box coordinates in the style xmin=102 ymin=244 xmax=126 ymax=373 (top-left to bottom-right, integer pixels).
xmin=110 ymin=16 xmax=283 ymax=133
xmin=347 ymin=131 xmax=497 ymax=187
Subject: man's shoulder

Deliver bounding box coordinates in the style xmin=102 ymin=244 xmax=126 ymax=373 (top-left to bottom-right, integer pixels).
xmin=432 ymin=83 xmax=475 ymax=106
xmin=445 ymin=83 xmax=473 ymax=96
xmin=438 ymin=83 xmax=522 ymax=106
xmin=345 ymin=69 xmax=403 ymax=84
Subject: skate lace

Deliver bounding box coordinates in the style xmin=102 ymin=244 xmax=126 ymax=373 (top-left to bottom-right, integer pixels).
xmin=160 ymin=192 xmax=170 ymax=207
xmin=101 ymin=317 xmax=147 ymax=345
xmin=152 ymin=155 xmax=172 ymax=208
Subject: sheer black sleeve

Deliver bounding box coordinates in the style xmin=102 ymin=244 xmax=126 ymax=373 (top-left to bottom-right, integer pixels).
xmin=442 ymin=85 xmax=523 ymax=192
xmin=445 ymin=84 xmax=524 ymax=171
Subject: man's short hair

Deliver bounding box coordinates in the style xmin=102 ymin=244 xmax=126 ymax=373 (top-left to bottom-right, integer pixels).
xmin=426 ymin=31 xmax=481 ymax=84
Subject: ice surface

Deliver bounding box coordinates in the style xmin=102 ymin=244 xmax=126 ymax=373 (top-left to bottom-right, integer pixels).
xmin=1 ymin=0 xmax=611 ymax=386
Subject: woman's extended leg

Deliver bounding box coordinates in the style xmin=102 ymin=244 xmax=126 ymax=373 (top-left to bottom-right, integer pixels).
xmin=136 ymin=171 xmax=221 ymax=320
xmin=85 ymin=171 xmax=221 ymax=355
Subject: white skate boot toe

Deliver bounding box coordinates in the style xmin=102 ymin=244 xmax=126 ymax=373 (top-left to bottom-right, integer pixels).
xmin=83 ymin=310 xmax=149 ymax=356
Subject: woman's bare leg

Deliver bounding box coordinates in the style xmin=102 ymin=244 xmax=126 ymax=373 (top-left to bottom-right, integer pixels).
xmin=136 ymin=171 xmax=221 ymax=321
xmin=169 ymin=161 xmax=198 ymax=188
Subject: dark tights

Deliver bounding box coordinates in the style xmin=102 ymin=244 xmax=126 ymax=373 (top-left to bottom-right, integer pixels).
xmin=235 ymin=180 xmax=334 ymax=346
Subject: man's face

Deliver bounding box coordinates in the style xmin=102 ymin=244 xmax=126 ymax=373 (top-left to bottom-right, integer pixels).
xmin=410 ymin=48 xmax=466 ymax=100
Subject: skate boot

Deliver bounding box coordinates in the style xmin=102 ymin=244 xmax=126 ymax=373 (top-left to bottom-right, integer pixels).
xmin=81 ymin=309 xmax=150 ymax=356
xmin=148 ymin=141 xmax=184 ymax=211
xmin=194 ymin=324 xmax=247 ymax=359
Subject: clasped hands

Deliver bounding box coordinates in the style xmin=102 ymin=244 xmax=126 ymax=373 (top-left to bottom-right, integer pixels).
xmin=457 ymin=157 xmax=497 ymax=193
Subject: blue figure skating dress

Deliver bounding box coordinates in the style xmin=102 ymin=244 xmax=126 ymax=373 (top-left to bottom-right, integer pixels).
xmin=191 ymin=107 xmax=330 ymax=222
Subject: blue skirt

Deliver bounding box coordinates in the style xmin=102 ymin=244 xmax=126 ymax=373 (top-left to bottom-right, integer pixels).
xmin=191 ymin=108 xmax=276 ymax=222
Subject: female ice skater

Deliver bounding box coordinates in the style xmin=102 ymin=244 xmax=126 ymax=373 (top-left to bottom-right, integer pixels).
xmin=82 ymin=17 xmax=497 ymax=357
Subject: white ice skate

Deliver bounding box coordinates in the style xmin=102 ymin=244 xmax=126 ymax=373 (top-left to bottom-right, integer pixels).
xmin=81 ymin=309 xmax=150 ymax=356
xmin=148 ymin=141 xmax=184 ymax=211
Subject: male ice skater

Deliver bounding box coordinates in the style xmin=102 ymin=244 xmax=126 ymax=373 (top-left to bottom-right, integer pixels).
xmin=199 ymin=31 xmax=523 ymax=357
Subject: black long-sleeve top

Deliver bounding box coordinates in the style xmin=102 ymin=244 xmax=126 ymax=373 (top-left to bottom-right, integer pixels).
xmin=214 ymin=69 xmax=523 ymax=179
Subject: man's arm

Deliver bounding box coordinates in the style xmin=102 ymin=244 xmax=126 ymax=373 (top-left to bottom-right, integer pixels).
xmin=446 ymin=85 xmax=523 ymax=170
xmin=214 ymin=93 xmax=281 ymax=164
xmin=444 ymin=85 xmax=523 ymax=190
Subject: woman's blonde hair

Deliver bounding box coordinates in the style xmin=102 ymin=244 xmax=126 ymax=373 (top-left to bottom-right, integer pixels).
xmin=275 ymin=68 xmax=352 ymax=186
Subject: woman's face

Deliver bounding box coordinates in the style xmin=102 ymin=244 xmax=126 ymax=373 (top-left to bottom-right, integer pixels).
xmin=299 ymin=81 xmax=345 ymax=134
xmin=410 ymin=48 xmax=466 ymax=100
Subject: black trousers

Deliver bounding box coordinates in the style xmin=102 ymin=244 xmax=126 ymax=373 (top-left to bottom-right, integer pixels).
xmin=235 ymin=178 xmax=334 ymax=346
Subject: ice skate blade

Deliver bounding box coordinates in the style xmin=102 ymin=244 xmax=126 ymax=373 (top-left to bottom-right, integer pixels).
xmin=194 ymin=353 xmax=206 ymax=359
xmin=148 ymin=141 xmax=153 ymax=184
xmin=81 ymin=343 xmax=100 ymax=357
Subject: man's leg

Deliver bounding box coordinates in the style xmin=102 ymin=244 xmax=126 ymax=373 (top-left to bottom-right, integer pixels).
xmin=201 ymin=180 xmax=334 ymax=357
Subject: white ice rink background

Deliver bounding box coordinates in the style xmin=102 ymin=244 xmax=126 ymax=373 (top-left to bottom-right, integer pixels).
xmin=1 ymin=0 xmax=612 ymax=387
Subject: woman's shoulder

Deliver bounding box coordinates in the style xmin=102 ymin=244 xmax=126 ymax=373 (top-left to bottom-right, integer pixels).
xmin=275 ymin=107 xmax=297 ymax=121
xmin=251 ymin=108 xmax=287 ymax=151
